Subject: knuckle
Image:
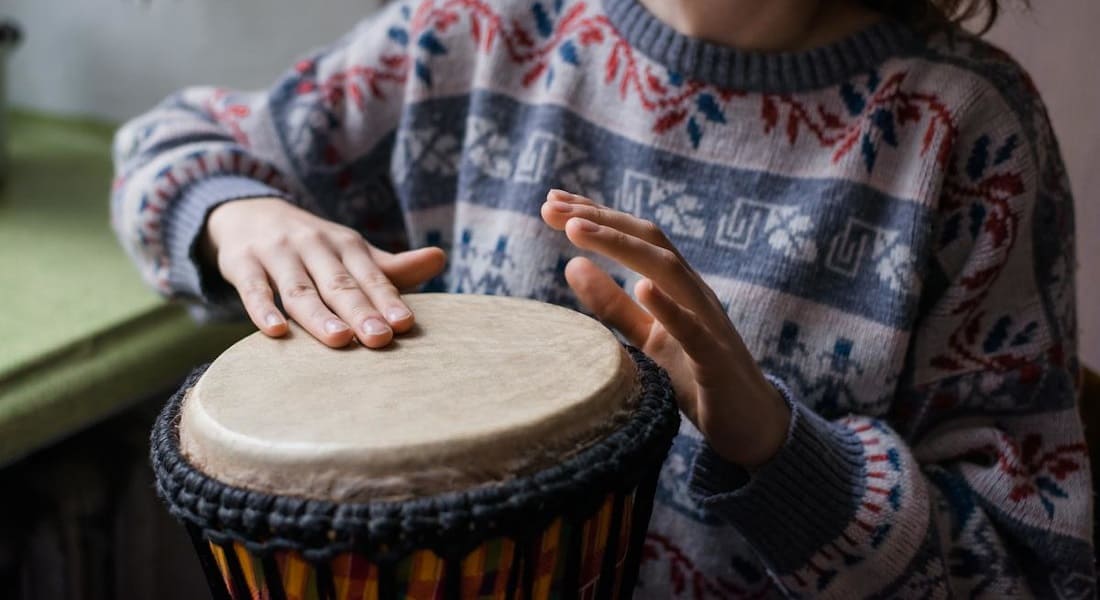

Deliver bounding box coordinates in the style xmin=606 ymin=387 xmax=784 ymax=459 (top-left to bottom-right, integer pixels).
xmin=332 ymin=229 xmax=364 ymax=249
xmin=324 ymin=273 xmax=361 ymax=293
xmin=281 ymin=281 xmax=318 ymax=300
xmin=266 ymin=234 xmax=293 ymax=251
xmin=347 ymin=303 xmax=379 ymax=320
xmin=309 ymin=307 xmax=335 ymax=324
xmin=216 ymin=250 xmax=249 ymax=272
xmin=292 ymin=229 xmax=326 ymax=246
xmin=239 ymin=281 xmax=272 ymax=301
xmin=642 ymin=219 xmax=665 ymax=241
xmin=361 ymin=272 xmax=396 ymax=291
xmin=657 ymin=248 xmax=681 ymax=270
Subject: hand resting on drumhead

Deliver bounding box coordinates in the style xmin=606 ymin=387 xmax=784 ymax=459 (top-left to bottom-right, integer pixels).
xmin=200 ymin=197 xmax=446 ymax=348
xmin=541 ymin=189 xmax=791 ymax=469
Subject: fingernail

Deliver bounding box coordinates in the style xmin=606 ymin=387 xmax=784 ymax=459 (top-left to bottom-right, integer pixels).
xmin=363 ymin=318 xmax=390 ymax=336
xmin=265 ymin=312 xmax=284 ymax=328
xmin=385 ymin=307 xmax=411 ymax=323
xmin=573 ymin=218 xmax=599 ymax=233
xmin=325 ymin=319 xmax=349 ymax=334
xmin=547 ymin=199 xmax=572 ymax=213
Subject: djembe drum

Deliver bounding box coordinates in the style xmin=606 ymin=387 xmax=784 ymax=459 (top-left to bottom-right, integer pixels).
xmin=151 ymin=294 xmax=678 ymax=600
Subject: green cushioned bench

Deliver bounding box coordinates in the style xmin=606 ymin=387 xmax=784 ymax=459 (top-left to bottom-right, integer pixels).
xmin=0 ymin=111 xmax=251 ymax=467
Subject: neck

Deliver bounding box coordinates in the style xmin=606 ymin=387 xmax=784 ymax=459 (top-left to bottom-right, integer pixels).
xmin=635 ymin=0 xmax=881 ymax=52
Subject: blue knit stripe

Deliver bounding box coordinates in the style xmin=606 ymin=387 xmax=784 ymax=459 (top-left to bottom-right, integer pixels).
xmin=379 ymin=92 xmax=930 ymax=328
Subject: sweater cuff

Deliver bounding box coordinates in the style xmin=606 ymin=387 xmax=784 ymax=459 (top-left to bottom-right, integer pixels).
xmin=162 ymin=176 xmax=288 ymax=305
xmin=688 ymin=375 xmax=866 ymax=572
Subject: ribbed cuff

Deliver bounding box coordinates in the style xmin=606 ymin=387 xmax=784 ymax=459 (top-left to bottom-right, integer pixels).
xmin=162 ymin=176 xmax=289 ymax=305
xmin=689 ymin=375 xmax=866 ymax=572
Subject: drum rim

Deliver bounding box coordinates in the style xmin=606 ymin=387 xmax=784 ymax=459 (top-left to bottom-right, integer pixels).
xmin=150 ymin=346 xmax=679 ymax=563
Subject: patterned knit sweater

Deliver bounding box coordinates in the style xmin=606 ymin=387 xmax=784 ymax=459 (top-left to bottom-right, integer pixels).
xmin=111 ymin=0 xmax=1094 ymax=597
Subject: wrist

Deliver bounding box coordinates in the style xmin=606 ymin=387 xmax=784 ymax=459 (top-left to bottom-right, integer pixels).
xmin=711 ymin=376 xmax=791 ymax=469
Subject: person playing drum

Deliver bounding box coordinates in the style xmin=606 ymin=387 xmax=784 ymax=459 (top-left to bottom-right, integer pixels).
xmin=112 ymin=0 xmax=1093 ymax=596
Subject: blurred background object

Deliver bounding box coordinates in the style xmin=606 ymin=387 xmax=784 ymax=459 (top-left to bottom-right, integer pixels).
xmin=0 ymin=19 xmax=21 ymax=186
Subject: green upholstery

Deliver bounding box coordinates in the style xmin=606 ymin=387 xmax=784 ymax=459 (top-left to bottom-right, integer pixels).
xmin=0 ymin=111 xmax=251 ymax=466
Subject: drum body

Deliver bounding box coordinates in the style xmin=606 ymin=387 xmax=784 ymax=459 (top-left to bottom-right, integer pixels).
xmin=151 ymin=295 xmax=678 ymax=600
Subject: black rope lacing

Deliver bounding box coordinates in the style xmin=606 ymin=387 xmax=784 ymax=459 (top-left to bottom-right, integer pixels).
xmin=151 ymin=347 xmax=679 ymax=563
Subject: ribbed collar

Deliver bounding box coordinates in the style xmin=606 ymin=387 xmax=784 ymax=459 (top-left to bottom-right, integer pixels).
xmin=601 ymin=0 xmax=923 ymax=93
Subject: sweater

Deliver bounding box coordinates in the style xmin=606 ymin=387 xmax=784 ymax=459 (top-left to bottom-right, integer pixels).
xmin=111 ymin=0 xmax=1095 ymax=597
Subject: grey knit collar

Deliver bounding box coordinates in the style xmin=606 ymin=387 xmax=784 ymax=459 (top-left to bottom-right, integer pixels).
xmin=601 ymin=0 xmax=923 ymax=93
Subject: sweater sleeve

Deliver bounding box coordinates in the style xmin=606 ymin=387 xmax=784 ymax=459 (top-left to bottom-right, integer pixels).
xmin=690 ymin=84 xmax=1095 ymax=596
xmin=110 ymin=1 xmax=419 ymax=311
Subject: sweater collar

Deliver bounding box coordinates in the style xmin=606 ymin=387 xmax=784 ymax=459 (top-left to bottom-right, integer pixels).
xmin=600 ymin=0 xmax=923 ymax=93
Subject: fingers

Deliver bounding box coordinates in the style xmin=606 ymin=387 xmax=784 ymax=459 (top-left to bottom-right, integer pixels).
xmin=219 ymin=254 xmax=288 ymax=337
xmin=369 ymin=246 xmax=447 ymax=290
xmin=298 ymin=240 xmax=398 ymax=347
xmin=258 ymin=248 xmax=356 ymax=348
xmin=561 ymin=216 xmax=716 ymax=321
xmin=634 ymin=278 xmax=718 ymax=361
xmin=542 ymin=189 xmax=675 ymax=252
xmin=564 ymin=257 xmax=652 ymax=347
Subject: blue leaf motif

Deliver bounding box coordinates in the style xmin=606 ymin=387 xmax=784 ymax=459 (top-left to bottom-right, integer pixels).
xmin=866 ymin=70 xmax=881 ymax=92
xmin=667 ymin=70 xmax=683 ymax=86
xmin=415 ymin=60 xmax=432 ymax=86
xmin=1040 ymin=495 xmax=1055 ymax=518
xmin=982 ymin=315 xmax=1012 ymax=353
xmin=696 ymin=93 xmax=726 ymax=124
xmin=545 ymin=65 xmax=555 ymax=88
xmin=968 ymin=202 xmax=986 ymax=239
xmin=554 ymin=0 xmax=564 ymax=12
xmin=1036 ymin=476 xmax=1069 ymax=498
xmin=871 ymin=108 xmax=897 ymax=146
xmin=840 ymin=82 xmax=866 ymax=115
xmin=387 ymin=26 xmax=409 ymax=45
xmin=687 ymin=117 xmax=702 ymax=148
xmin=861 ymin=132 xmax=877 ymax=172
xmin=994 ymin=134 xmax=1019 ymax=165
xmin=533 ymin=2 xmax=553 ymax=37
xmin=558 ymin=40 xmax=579 ymax=65
xmin=417 ymin=31 xmax=448 ymax=55
xmin=967 ymin=134 xmax=991 ymax=180
xmin=401 ymin=5 xmax=411 ymax=19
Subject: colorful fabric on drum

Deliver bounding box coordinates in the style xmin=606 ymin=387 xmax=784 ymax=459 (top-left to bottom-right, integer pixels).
xmin=461 ymin=538 xmax=515 ymax=599
xmin=577 ymin=499 xmax=611 ymax=598
xmin=122 ymin=0 xmax=1093 ymax=597
xmin=331 ymin=553 xmax=380 ymax=600
xmin=202 ymin=493 xmax=634 ymax=600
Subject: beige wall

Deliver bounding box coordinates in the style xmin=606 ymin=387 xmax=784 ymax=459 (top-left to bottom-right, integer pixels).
xmin=7 ymin=0 xmax=382 ymax=122
xmin=987 ymin=3 xmax=1100 ymax=369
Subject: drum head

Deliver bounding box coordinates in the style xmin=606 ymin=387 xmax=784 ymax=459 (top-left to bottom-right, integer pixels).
xmin=178 ymin=294 xmax=638 ymax=501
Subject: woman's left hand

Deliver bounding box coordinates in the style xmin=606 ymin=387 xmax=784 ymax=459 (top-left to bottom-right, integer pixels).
xmin=541 ymin=189 xmax=790 ymax=468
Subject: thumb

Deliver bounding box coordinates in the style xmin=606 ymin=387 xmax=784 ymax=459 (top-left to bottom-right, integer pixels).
xmin=371 ymin=246 xmax=447 ymax=290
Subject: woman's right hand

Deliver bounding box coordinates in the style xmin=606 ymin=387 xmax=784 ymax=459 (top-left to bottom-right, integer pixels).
xmin=201 ymin=197 xmax=446 ymax=348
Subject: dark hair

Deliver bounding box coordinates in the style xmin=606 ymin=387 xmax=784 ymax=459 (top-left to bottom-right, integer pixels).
xmin=863 ymin=0 xmax=1030 ymax=34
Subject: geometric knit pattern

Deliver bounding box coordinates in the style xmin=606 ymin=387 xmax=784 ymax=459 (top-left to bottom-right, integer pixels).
xmin=110 ymin=0 xmax=1094 ymax=597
